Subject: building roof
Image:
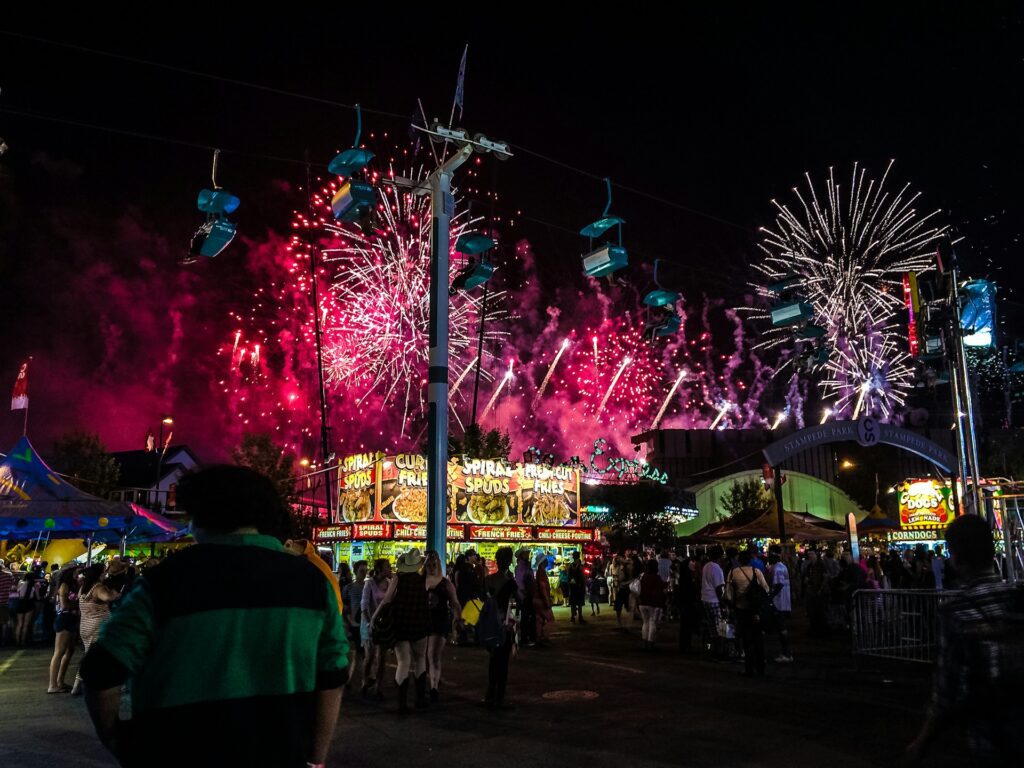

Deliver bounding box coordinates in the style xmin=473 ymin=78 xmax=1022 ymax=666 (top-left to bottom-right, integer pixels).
xmin=110 ymin=446 xmax=200 ymax=488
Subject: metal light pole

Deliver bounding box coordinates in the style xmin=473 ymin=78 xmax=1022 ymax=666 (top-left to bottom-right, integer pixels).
xmin=153 ymin=416 xmax=173 ymax=511
xmin=945 ymin=253 xmax=983 ymax=515
xmin=420 ymin=124 xmax=512 ymax=571
xmin=426 ymin=144 xmax=473 ymax=566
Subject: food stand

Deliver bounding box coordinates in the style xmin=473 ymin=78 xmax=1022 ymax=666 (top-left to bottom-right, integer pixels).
xmin=316 ymin=453 xmax=594 ymax=570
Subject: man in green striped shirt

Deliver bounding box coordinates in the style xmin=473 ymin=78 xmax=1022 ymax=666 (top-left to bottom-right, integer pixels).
xmin=81 ymin=466 xmax=348 ymax=768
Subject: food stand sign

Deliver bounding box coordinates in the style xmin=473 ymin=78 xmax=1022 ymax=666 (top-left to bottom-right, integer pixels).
xmin=380 ymin=454 xmax=429 ymax=524
xmin=898 ymin=479 xmax=952 ymax=528
xmin=338 ymin=453 xmax=379 ymax=523
xmin=453 ymin=459 xmax=521 ymax=525
xmin=469 ymin=525 xmax=533 ymax=541
xmin=520 ymin=462 xmax=580 ymax=527
xmin=393 ymin=522 xmax=466 ymax=541
xmin=535 ymin=527 xmax=595 ymax=543
xmin=313 ymin=525 xmax=352 ymax=543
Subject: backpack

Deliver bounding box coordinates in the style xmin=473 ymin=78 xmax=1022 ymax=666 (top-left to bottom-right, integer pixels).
xmin=735 ymin=568 xmax=768 ymax=611
xmin=474 ymin=594 xmax=507 ymax=650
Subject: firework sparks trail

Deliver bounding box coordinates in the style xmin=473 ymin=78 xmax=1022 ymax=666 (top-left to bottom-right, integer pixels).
xmin=450 ymin=356 xmax=478 ymax=398
xmin=749 ymin=162 xmax=949 ymax=422
xmin=532 ymin=338 xmax=570 ymax=408
xmin=651 ymin=369 xmax=687 ymax=429
xmin=709 ymin=401 xmax=732 ymax=430
xmin=598 ymin=356 xmax=631 ymax=416
xmin=482 ymin=361 xmax=514 ymax=419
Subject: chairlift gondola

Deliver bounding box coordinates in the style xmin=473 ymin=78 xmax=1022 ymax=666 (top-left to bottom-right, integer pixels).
xmin=329 ymin=104 xmax=376 ymax=222
xmin=450 ymin=229 xmax=496 ymax=294
xmin=580 ymin=178 xmax=628 ymax=279
xmin=449 ymin=259 xmax=495 ymax=294
xmin=643 ymin=261 xmax=682 ymax=340
xmin=184 ymin=150 xmax=239 ymax=264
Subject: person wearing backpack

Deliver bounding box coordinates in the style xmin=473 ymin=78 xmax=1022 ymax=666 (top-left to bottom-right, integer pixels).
xmin=481 ymin=546 xmax=518 ymax=709
xmin=726 ymin=548 xmax=770 ymax=678
xmin=906 ymin=515 xmax=1024 ymax=765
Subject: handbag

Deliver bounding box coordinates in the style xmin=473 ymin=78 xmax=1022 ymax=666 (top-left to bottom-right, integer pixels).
xmin=716 ymin=617 xmax=735 ymax=639
xmin=371 ymin=602 xmax=396 ymax=648
xmin=629 ymin=577 xmax=642 ymax=596
xmin=461 ymin=598 xmax=484 ymax=626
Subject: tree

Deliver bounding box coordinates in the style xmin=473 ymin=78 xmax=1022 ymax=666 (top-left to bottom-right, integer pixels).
xmin=231 ymin=432 xmax=297 ymax=503
xmin=587 ymin=482 xmax=675 ymax=550
xmin=719 ymin=478 xmax=773 ymax=522
xmin=51 ymin=431 xmax=121 ymax=497
xmin=448 ymin=423 xmax=512 ymax=460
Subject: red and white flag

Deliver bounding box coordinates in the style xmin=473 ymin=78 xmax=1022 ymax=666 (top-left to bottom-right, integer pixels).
xmin=10 ymin=362 xmax=28 ymax=411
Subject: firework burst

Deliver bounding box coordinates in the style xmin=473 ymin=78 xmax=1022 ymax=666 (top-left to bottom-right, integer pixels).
xmin=751 ymin=161 xmax=949 ymax=421
xmin=313 ymin=167 xmax=507 ymax=433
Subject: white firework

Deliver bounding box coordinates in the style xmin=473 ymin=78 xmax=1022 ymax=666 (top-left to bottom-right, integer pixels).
xmin=751 ymin=161 xmax=948 ymax=421
xmin=316 ymin=165 xmax=507 ymax=433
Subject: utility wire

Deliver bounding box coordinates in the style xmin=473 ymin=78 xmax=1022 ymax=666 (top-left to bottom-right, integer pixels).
xmin=0 ymin=30 xmax=753 ymax=232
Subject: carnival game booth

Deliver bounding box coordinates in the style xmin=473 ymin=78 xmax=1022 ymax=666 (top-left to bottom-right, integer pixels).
xmin=0 ymin=436 xmax=187 ymax=563
xmin=315 ymin=452 xmax=594 ymax=570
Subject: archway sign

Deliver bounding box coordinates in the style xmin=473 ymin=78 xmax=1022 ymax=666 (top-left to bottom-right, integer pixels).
xmin=762 ymin=417 xmax=956 ymax=473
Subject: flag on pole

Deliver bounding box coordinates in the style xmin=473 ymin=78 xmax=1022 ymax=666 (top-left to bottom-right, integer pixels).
xmin=10 ymin=362 xmax=28 ymax=411
xmin=454 ymin=45 xmax=467 ymax=119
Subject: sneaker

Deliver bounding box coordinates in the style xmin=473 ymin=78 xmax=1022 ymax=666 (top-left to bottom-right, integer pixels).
xmin=774 ymin=654 xmax=794 ymax=663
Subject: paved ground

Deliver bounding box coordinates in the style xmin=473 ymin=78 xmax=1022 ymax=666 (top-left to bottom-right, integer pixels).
xmin=0 ymin=606 xmax=972 ymax=767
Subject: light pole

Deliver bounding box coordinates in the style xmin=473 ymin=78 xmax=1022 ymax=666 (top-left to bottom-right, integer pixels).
xmin=154 ymin=416 xmax=173 ymax=511
xmin=420 ymin=123 xmax=512 ymax=570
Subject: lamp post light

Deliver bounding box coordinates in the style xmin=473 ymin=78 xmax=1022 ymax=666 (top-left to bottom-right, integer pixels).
xmin=154 ymin=416 xmax=173 ymax=511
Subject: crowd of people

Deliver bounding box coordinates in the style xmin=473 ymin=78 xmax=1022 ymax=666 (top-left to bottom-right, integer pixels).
xmin=1 ymin=463 xmax=1017 ymax=767
xmin=1 ymin=554 xmax=140 ymax=693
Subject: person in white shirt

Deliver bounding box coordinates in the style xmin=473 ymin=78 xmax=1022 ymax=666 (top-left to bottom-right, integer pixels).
xmin=767 ymin=545 xmax=793 ymax=663
xmin=700 ymin=546 xmax=727 ymax=658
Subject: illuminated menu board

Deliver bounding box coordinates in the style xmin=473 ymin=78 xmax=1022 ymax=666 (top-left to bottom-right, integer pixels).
xmin=453 ymin=458 xmax=520 ymax=525
xmin=338 ymin=453 xmax=378 ymax=523
xmin=337 ymin=452 xmax=582 ymax=528
xmin=380 ymin=454 xmax=429 ymax=524
xmin=898 ymin=479 xmax=952 ymax=528
xmin=520 ymin=463 xmax=579 ymax=527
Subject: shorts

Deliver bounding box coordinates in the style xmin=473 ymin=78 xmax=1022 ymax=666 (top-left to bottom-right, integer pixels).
xmin=360 ymin=618 xmax=372 ymax=648
xmin=16 ymin=598 xmax=35 ymax=614
xmin=614 ymin=586 xmax=631 ymax=613
xmin=54 ymin=613 xmax=79 ymax=634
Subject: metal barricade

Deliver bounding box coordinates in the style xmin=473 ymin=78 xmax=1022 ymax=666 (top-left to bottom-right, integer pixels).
xmin=851 ymin=589 xmax=959 ymax=663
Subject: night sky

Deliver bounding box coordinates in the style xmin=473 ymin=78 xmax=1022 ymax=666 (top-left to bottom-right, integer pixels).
xmin=1 ymin=7 xmax=1021 ymax=461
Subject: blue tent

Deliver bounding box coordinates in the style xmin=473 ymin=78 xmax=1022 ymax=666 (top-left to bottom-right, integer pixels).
xmin=0 ymin=436 xmax=186 ymax=542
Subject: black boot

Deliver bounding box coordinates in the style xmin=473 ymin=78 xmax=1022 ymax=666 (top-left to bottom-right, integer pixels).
xmin=397 ymin=678 xmax=410 ymax=714
xmin=414 ymin=672 xmax=429 ymax=709
xmin=429 ymin=686 xmax=439 ymax=703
